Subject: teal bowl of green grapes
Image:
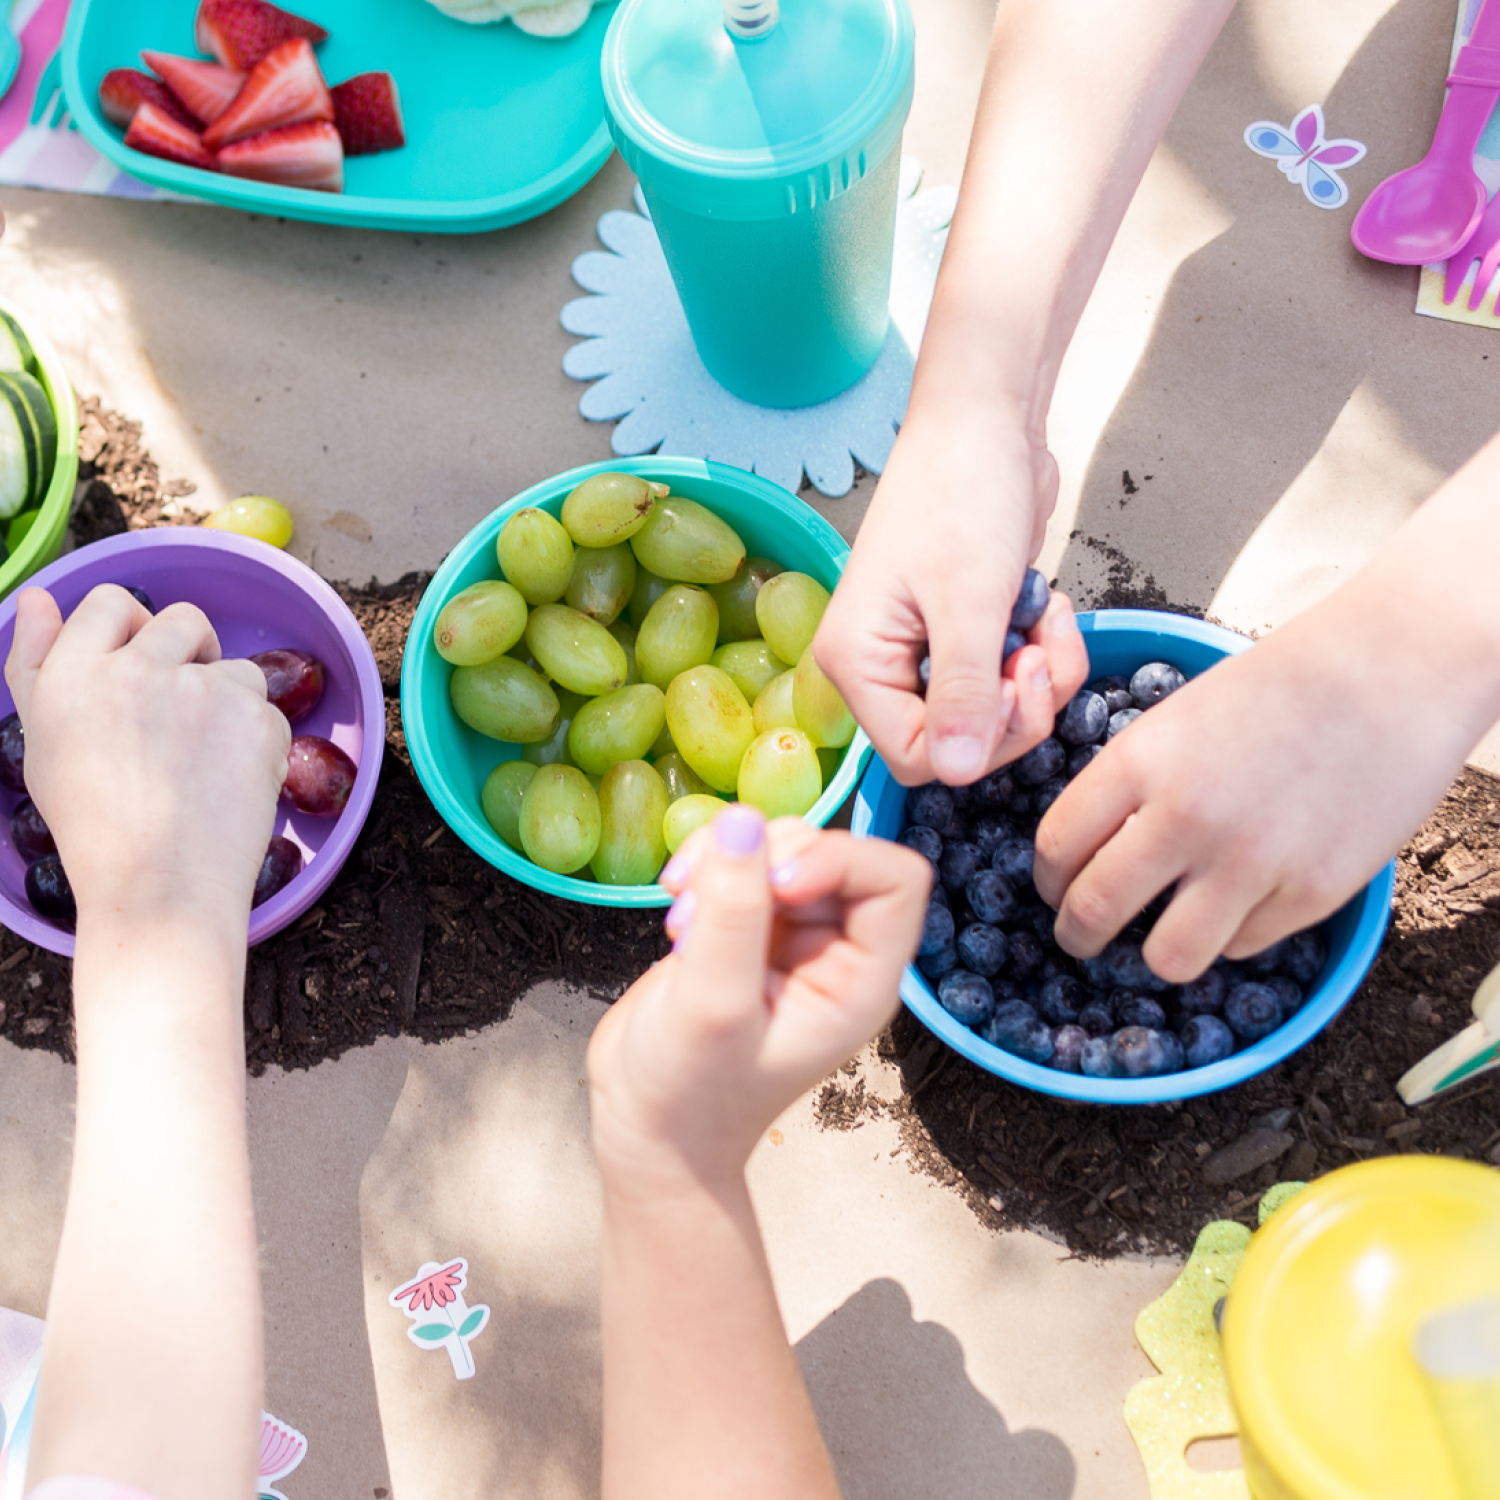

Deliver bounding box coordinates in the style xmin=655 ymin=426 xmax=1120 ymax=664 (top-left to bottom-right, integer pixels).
xmin=401 ymin=457 xmax=872 ymax=906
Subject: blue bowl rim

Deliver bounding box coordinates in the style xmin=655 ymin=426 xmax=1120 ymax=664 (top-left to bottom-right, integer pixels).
xmin=851 ymin=607 xmax=1397 ymax=1104
xmin=401 ymin=455 xmax=873 ymax=907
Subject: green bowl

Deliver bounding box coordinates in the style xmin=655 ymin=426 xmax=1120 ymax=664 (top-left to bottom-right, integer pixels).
xmin=0 ymin=298 xmax=78 ymax=599
xmin=402 ymin=457 xmax=871 ymax=906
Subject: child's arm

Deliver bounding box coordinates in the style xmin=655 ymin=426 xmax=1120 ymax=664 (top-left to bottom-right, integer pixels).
xmin=10 ymin=586 xmax=289 ymax=1500
xmin=1035 ymin=429 xmax=1500 ymax=980
xmin=587 ymin=806 xmax=930 ymax=1500
xmin=816 ymin=0 xmax=1237 ymax=786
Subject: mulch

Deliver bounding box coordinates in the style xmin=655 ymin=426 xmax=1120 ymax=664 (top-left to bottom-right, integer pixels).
xmin=0 ymin=406 xmax=1496 ymax=1260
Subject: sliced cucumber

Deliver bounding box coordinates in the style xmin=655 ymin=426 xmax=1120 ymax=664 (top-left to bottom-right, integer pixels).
xmin=0 ymin=313 xmax=37 ymax=378
xmin=0 ymin=379 xmax=37 ymax=520
xmin=0 ymin=372 xmax=55 ymax=507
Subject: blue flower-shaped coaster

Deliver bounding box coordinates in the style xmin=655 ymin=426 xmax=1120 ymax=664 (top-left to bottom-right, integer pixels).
xmin=561 ymin=157 xmax=955 ymax=498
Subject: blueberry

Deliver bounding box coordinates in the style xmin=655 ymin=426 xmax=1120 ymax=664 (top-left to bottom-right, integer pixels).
xmin=1105 ymin=939 xmax=1169 ymax=992
xmin=982 ymin=999 xmax=1053 ymax=1063
xmin=1079 ymin=952 xmax=1113 ymax=988
xmin=0 ymin=712 xmax=24 ymax=793
xmin=1037 ymin=973 xmax=1088 ymax=1026
xmin=1003 ymin=628 xmax=1027 ymax=662
xmin=1242 ymin=938 xmax=1290 ymax=977
xmin=917 ymin=655 xmax=931 ymax=694
xmin=966 ymin=869 xmax=1019 ymax=925
xmin=917 ymin=942 xmax=959 ymax=980
xmin=1223 ymin=982 xmax=1284 ymax=1042
xmin=1077 ymin=1001 xmax=1115 ymax=1037
xmin=1180 ymin=1014 xmax=1236 ymax=1069
xmin=1067 ymin=744 xmax=1103 ymax=779
xmin=1177 ymin=968 xmax=1227 ymax=1015
xmin=990 ymin=837 xmax=1035 ymax=886
xmin=1264 ymin=976 xmax=1304 ymax=1014
xmin=1115 ymin=992 xmax=1167 ymax=1030
xmin=975 ymin=768 xmax=1015 ymax=807
xmin=1108 ymin=1025 xmax=1185 ymax=1078
xmin=1079 ymin=1035 xmax=1116 ymax=1077
xmin=1049 ymin=1024 xmax=1088 ymax=1073
xmin=939 ymin=968 xmax=996 ymax=1026
xmin=929 ymin=881 xmax=950 ymax=907
xmin=1022 ymin=904 xmax=1056 ymax=940
xmin=1092 ymin=675 xmax=1134 ymax=714
xmin=1009 ymin=568 xmax=1050 ymax=632
xmin=901 ymin=828 xmax=943 ymax=869
xmin=1007 ymin=929 xmax=1045 ymax=980
xmin=1007 ymin=789 xmax=1033 ymax=819
xmin=906 ymin=782 xmax=954 ymax=830
xmin=1014 ymin=736 xmax=1066 ymax=787
xmin=971 ymin=814 xmax=1015 ymax=859
xmin=1130 ymin=661 xmax=1186 ymax=708
xmin=949 ymin=781 xmax=980 ymax=814
xmin=122 ymin=585 xmax=156 ymax=614
xmin=918 ymin=900 xmax=956 ymax=957
xmin=1034 ymin=777 xmax=1067 ymax=816
xmin=1281 ymin=930 xmax=1328 ymax=986
xmin=1107 ymin=708 xmax=1142 ymax=739
xmin=957 ymin=922 xmax=1008 ymax=977
xmin=1056 ymin=690 xmax=1108 ymax=747
xmin=25 ymin=854 xmax=75 ymax=927
xmin=938 ymin=840 xmax=985 ymax=893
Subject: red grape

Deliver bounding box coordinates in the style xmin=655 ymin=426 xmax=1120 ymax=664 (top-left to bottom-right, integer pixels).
xmin=11 ymin=798 xmax=54 ymax=862
xmin=25 ymin=854 xmax=74 ymax=926
xmin=0 ymin=713 xmax=24 ymax=794
xmin=253 ymin=834 xmax=304 ymax=907
xmin=251 ymin=649 xmax=326 ymax=723
xmin=283 ymin=735 xmax=357 ymax=817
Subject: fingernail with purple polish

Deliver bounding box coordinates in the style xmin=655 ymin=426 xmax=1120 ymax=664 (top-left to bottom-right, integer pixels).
xmin=664 ymin=888 xmax=696 ymax=942
xmin=660 ymin=851 xmax=689 ymax=887
xmin=770 ymin=859 xmax=800 ymax=888
xmin=715 ymin=803 xmax=765 ymax=856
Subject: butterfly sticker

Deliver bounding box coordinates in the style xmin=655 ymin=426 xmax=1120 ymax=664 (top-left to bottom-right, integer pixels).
xmin=1244 ymin=104 xmax=1366 ymax=210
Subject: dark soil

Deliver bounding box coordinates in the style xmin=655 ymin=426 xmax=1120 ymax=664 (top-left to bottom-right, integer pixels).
xmin=3 ymin=411 xmax=1496 ymax=1261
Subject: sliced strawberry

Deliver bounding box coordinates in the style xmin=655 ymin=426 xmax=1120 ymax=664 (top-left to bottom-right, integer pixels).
xmin=99 ymin=69 xmax=198 ymax=131
xmin=141 ymin=51 xmax=245 ymax=126
xmin=330 ymin=73 xmax=404 ymax=157
xmin=218 ymin=120 xmax=343 ymax=193
xmin=202 ymin=38 xmax=333 ymax=151
xmin=123 ymin=103 xmax=218 ymax=172
xmin=195 ymin=0 xmax=328 ymax=72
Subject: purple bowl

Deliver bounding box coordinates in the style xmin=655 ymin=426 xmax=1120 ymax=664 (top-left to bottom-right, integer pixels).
xmin=0 ymin=529 xmax=385 ymax=955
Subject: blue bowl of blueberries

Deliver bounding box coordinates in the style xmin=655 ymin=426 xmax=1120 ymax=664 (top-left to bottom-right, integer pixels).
xmin=852 ymin=608 xmax=1396 ymax=1104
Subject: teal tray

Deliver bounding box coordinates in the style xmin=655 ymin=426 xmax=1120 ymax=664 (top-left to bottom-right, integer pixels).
xmin=62 ymin=0 xmax=618 ymax=232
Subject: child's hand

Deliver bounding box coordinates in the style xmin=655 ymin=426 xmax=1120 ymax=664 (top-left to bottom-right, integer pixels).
xmin=587 ymin=807 xmax=931 ymax=1191
xmin=5 ymin=585 xmax=290 ymax=931
xmin=814 ymin=410 xmax=1089 ymax=787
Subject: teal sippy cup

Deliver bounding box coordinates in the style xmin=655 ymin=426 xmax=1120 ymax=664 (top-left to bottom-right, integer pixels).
xmin=601 ymin=0 xmax=916 ymax=409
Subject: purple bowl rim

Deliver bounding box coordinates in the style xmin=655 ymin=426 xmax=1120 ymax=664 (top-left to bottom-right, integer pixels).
xmin=0 ymin=529 xmax=385 ymax=954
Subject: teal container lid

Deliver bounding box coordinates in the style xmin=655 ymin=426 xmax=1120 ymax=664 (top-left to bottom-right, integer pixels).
xmin=601 ymin=0 xmax=915 ymax=218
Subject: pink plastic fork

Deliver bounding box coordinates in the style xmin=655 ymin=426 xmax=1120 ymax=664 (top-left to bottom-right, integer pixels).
xmin=1444 ymin=188 xmax=1500 ymax=309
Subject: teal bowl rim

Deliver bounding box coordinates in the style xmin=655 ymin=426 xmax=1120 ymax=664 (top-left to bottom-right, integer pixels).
xmin=851 ymin=608 xmax=1396 ymax=1103
xmin=61 ymin=0 xmax=618 ymax=234
xmin=0 ymin=296 xmax=79 ymax=600
xmin=401 ymin=455 xmax=872 ymax=907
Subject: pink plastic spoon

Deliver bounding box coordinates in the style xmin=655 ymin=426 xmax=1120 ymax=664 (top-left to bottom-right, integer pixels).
xmin=1352 ymin=0 xmax=1500 ymax=264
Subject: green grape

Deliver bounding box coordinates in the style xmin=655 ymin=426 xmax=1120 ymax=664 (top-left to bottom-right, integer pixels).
xmin=817 ymin=745 xmax=844 ymax=789
xmin=628 ymin=567 xmax=672 ymax=628
xmin=560 ymin=472 xmax=669 ymax=547
xmin=663 ymin=794 xmax=726 ymax=854
xmin=650 ymin=722 xmax=677 ymax=758
xmin=568 ymin=684 xmax=667 ymax=777
xmin=664 ymin=665 xmax=756 ymax=794
xmin=521 ymin=711 xmax=576 ymax=767
xmin=711 ymin=639 xmax=789 ymax=705
xmin=451 ymin=657 xmax=559 ymax=743
xmin=737 ymin=728 xmax=822 ymax=820
xmin=629 ymin=496 xmax=746 ymax=584
xmin=496 ymin=507 xmax=575 ymax=605
xmin=591 ymin=760 xmax=670 ymax=885
xmin=564 ymin=542 xmax=637 ymax=625
xmin=636 ymin=585 xmax=719 ymax=689
xmin=709 ymin=557 xmax=784 ymax=643
xmin=792 ymin=646 xmax=856 ymax=747
xmin=480 ymin=760 xmax=537 ymax=849
xmin=608 ymin=618 xmax=638 ymax=648
xmin=752 ymin=669 xmax=798 ymax=734
xmin=526 ymin=603 xmax=630 ymax=696
xmin=755 ymin=571 xmax=831 ymax=665
xmin=519 ymin=765 xmax=601 ymax=874
xmin=655 ymin=751 xmax=715 ymax=802
xmin=433 ymin=580 xmax=527 ymax=665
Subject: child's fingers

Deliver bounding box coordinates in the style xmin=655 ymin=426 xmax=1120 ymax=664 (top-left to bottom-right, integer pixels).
xmin=209 ymin=656 xmax=273 ymax=703
xmin=5 ymin=588 xmax=64 ymax=719
xmin=1035 ymin=595 xmax=1090 ymax=714
xmin=129 ymin=602 xmax=223 ymax=666
xmin=35 ymin=584 xmax=141 ymax=662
